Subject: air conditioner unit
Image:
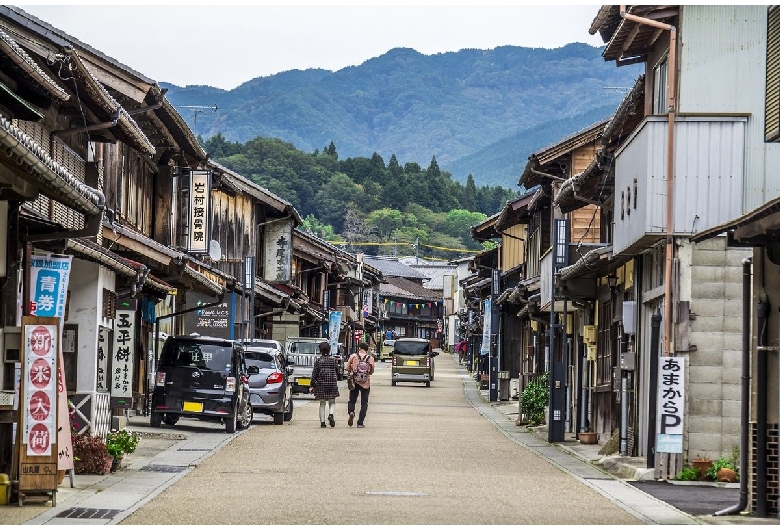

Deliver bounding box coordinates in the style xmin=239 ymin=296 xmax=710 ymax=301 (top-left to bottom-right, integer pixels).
xmin=583 ymin=325 xmax=598 ymax=344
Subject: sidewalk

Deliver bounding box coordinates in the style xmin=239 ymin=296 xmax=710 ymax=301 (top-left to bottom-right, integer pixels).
xmin=458 ymin=356 xmax=770 ymax=526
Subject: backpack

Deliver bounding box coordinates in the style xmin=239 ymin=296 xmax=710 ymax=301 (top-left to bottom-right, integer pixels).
xmin=354 ymin=353 xmax=370 ymax=383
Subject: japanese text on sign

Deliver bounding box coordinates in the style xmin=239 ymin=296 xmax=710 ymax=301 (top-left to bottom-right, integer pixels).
xmin=111 ymin=303 xmax=136 ymax=400
xmin=97 ymin=326 xmax=110 ymax=392
xmin=263 ymin=220 xmax=292 ymax=282
xmin=656 ymin=357 xmax=684 ymax=454
xmin=187 ymin=170 xmax=211 ymax=254
xmin=29 ymin=255 xmax=72 ymax=318
xmin=23 ymin=324 xmax=57 ymax=456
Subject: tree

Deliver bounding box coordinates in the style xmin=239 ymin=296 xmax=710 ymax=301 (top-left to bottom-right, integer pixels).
xmin=444 ymin=209 xmax=488 ymax=247
xmin=300 ymin=214 xmax=335 ymax=240
xmin=324 ymin=141 xmax=338 ymax=160
xmin=313 ymin=173 xmax=361 ymax=231
xmin=463 ymin=174 xmax=477 ymax=211
xmin=366 ymin=208 xmax=403 ymax=238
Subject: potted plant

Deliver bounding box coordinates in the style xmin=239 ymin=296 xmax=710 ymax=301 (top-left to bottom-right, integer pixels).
xmin=674 ymin=465 xmax=701 ymax=482
xmin=706 ymin=452 xmax=739 ymax=483
xmin=72 ymin=432 xmax=111 ymax=475
xmin=106 ymin=429 xmax=140 ymax=472
xmin=690 ymin=455 xmax=713 ymax=480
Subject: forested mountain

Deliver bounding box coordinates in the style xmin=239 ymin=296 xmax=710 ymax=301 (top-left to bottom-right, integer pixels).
xmin=203 ymin=135 xmax=512 ymax=260
xmin=164 ymin=43 xmax=642 ymax=188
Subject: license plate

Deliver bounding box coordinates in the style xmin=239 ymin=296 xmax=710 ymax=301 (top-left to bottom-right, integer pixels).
xmin=404 ymin=360 xmax=419 ymax=366
xmin=297 ymin=378 xmax=311 ymax=387
xmin=183 ymin=401 xmax=203 ymax=413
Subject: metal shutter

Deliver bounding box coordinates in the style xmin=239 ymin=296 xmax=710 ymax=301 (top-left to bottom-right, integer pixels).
xmin=766 ymin=6 xmax=780 ymax=142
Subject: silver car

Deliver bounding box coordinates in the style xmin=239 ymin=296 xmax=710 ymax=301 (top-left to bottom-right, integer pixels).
xmin=244 ymin=345 xmax=294 ymax=425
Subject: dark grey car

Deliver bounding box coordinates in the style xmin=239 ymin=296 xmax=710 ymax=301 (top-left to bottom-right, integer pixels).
xmin=244 ymin=345 xmax=294 ymax=425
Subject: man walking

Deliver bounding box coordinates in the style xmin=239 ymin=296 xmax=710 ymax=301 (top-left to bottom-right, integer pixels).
xmin=346 ymin=342 xmax=375 ymax=428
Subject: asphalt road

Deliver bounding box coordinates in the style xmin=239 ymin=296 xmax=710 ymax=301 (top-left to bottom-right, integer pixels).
xmin=121 ymin=357 xmax=640 ymax=525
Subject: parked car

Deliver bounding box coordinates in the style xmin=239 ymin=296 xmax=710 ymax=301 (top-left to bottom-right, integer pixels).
xmin=286 ymin=337 xmax=344 ymax=394
xmin=379 ymin=339 xmax=395 ymax=362
xmin=390 ymin=338 xmax=440 ymax=387
xmin=244 ymin=344 xmax=294 ymax=425
xmin=151 ymin=335 xmax=253 ymax=433
xmin=243 ymin=338 xmax=284 ymax=352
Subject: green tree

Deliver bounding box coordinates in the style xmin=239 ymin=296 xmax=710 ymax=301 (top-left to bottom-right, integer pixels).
xmin=443 ymin=209 xmax=488 ymax=247
xmin=313 ymin=173 xmax=361 ymax=231
xmin=463 ymin=174 xmax=477 ymax=211
xmin=300 ymin=214 xmax=335 ymax=240
xmin=366 ymin=208 xmax=403 ymax=238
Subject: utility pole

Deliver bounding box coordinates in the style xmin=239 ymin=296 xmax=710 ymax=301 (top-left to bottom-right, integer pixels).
xmin=174 ymin=104 xmax=218 ymax=135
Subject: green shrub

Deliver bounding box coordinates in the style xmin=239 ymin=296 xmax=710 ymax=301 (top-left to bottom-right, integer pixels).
xmin=675 ymin=466 xmax=700 ymax=481
xmin=706 ymin=454 xmax=739 ymax=481
xmin=519 ymin=372 xmax=549 ymax=425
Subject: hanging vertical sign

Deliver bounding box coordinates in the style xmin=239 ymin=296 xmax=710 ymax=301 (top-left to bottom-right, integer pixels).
xmin=480 ymin=299 xmax=491 ymax=355
xmin=328 ymin=311 xmax=342 ymax=358
xmin=97 ymin=326 xmax=110 ymax=392
xmin=263 ymin=219 xmax=293 ymax=282
xmin=187 ymin=169 xmax=211 ymax=254
xmin=656 ymin=357 xmax=685 ymax=453
xmin=18 ymin=316 xmax=59 ymax=493
xmin=111 ymin=299 xmax=137 ymax=407
xmin=29 ymin=254 xmax=72 ymax=317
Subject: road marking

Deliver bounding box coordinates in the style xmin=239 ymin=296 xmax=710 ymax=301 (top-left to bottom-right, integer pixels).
xmin=365 ymin=491 xmax=429 ymax=497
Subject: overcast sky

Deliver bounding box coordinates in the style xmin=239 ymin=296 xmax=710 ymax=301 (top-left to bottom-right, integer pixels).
xmin=16 ymin=4 xmax=604 ymax=90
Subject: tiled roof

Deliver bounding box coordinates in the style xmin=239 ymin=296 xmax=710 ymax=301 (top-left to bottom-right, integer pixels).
xmin=379 ymin=277 xmax=440 ymax=302
xmin=364 ymin=256 xmax=427 ymax=279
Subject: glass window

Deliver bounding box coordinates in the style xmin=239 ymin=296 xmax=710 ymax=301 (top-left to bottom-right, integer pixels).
xmin=161 ymin=340 xmax=233 ymax=372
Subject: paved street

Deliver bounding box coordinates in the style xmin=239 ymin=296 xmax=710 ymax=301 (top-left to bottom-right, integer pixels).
xmin=121 ymin=355 xmax=640 ymax=525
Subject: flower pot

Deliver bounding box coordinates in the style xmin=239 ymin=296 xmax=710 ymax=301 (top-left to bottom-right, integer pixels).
xmin=691 ymin=459 xmax=712 ymax=480
xmin=102 ymin=456 xmax=113 ymax=475
xmin=717 ymin=468 xmax=737 ymax=483
xmin=579 ymin=432 xmax=598 ymax=444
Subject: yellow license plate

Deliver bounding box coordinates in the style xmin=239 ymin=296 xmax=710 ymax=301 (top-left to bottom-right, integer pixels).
xmin=297 ymin=378 xmax=311 ymax=387
xmin=183 ymin=401 xmax=203 ymax=413
xmin=404 ymin=360 xmax=419 ymax=366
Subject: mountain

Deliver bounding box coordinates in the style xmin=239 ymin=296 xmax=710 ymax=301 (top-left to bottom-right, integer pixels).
xmin=162 ymin=43 xmax=642 ymax=188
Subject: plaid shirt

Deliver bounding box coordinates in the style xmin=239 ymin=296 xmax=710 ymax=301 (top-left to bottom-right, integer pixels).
xmin=311 ymin=355 xmax=340 ymax=400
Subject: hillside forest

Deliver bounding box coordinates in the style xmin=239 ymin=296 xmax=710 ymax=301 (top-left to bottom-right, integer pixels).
xmin=203 ymin=134 xmax=515 ymax=260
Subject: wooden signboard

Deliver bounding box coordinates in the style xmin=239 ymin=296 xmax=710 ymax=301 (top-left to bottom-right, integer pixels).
xmin=17 ymin=316 xmax=59 ymax=504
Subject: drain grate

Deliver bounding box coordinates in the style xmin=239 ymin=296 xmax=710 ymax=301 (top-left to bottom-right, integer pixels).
xmin=56 ymin=507 xmax=122 ymax=519
xmin=140 ymin=464 xmax=188 ymax=473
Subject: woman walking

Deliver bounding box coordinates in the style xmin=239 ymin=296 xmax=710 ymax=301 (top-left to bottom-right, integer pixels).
xmin=309 ymin=342 xmax=340 ymax=428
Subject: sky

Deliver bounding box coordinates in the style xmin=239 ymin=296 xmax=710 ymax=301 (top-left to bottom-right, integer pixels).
xmin=15 ymin=3 xmax=605 ymax=91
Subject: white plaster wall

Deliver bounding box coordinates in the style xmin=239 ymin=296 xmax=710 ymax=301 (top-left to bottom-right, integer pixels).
xmin=66 ymin=258 xmax=115 ymax=392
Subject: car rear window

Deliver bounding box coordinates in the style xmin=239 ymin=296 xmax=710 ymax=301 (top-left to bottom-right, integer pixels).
xmin=245 ymin=348 xmax=277 ymax=369
xmin=394 ymin=341 xmax=429 ymax=355
xmin=288 ymin=342 xmax=320 ymax=354
xmin=160 ymin=340 xmax=234 ymax=372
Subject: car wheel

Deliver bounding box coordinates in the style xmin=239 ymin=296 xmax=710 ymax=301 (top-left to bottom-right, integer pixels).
xmin=283 ymin=399 xmax=293 ymax=422
xmin=225 ymin=412 xmax=237 ymax=433
xmin=238 ymin=403 xmax=253 ymax=430
xmin=273 ymin=411 xmax=284 ymax=425
xmin=163 ymin=414 xmax=179 ymax=426
xmin=425 ymin=381 xmax=431 ymax=388
xmin=150 ymin=412 xmax=162 ymax=428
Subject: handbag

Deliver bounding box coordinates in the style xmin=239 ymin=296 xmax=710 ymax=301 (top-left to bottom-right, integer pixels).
xmin=347 ymin=372 xmax=355 ymax=390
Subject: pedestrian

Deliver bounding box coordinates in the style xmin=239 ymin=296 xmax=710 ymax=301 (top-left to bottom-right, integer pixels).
xmin=309 ymin=341 xmax=340 ymax=428
xmin=346 ymin=342 xmax=375 ymax=428
xmin=455 ymin=338 xmax=468 ymax=365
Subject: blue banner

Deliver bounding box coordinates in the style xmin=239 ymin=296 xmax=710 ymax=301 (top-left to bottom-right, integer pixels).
xmin=30 ymin=254 xmax=72 ymax=318
xmin=328 ymin=311 xmax=342 ymax=355
xmin=480 ymin=299 xmax=491 ymax=356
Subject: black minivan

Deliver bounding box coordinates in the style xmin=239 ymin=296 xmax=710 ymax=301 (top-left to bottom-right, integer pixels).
xmin=150 ymin=335 xmax=253 ymax=433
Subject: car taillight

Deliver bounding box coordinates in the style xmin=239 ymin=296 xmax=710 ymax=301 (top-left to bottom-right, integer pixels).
xmin=266 ymin=371 xmax=284 ymax=384
xmin=226 ymin=376 xmax=236 ymax=392
xmin=426 ymin=356 xmax=430 ymax=367
xmin=155 ymin=372 xmax=166 ymax=387
xmin=240 ymin=375 xmax=249 ymax=384
xmin=392 ymin=356 xmax=396 ymax=366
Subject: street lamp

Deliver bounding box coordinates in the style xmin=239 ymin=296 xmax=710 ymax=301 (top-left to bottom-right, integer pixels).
xmin=607 ymin=272 xmax=618 ymax=290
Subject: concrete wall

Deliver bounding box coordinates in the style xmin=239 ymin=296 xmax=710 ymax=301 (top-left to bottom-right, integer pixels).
xmin=684 ymin=237 xmax=750 ymax=460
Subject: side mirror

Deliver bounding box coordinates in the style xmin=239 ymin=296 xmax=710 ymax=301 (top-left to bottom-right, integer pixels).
xmin=286 ymin=356 xmax=295 ymax=365
xmin=247 ymin=365 xmax=260 ymax=375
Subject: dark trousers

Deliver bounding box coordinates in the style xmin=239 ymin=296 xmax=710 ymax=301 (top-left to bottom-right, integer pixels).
xmin=348 ymin=385 xmax=370 ymax=425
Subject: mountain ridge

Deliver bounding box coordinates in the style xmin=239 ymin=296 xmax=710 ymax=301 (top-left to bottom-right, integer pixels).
xmin=163 ymin=43 xmax=642 ymax=187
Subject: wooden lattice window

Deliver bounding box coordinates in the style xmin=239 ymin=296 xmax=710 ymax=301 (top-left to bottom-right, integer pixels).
xmin=766 ymin=6 xmax=780 ymax=141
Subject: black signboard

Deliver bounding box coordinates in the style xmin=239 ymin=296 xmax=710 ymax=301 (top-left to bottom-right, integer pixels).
xmin=182 ymin=294 xmax=233 ymax=339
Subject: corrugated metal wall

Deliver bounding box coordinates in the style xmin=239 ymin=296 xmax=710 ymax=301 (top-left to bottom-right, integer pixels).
xmin=613 ymin=117 xmax=745 ymax=254
xmin=679 ymin=5 xmax=780 ymax=211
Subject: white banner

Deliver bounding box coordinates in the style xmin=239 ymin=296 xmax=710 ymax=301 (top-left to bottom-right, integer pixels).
xmin=328 ymin=311 xmax=342 ymax=356
xmin=23 ymin=323 xmax=57 ymax=456
xmin=480 ymin=299 xmax=491 ymax=355
xmin=97 ymin=326 xmax=110 ymax=392
xmin=111 ymin=300 xmax=137 ymax=403
xmin=656 ymin=357 xmax=685 ymax=454
xmin=264 ymin=219 xmax=293 ymax=282
xmin=187 ymin=170 xmax=211 ymax=253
